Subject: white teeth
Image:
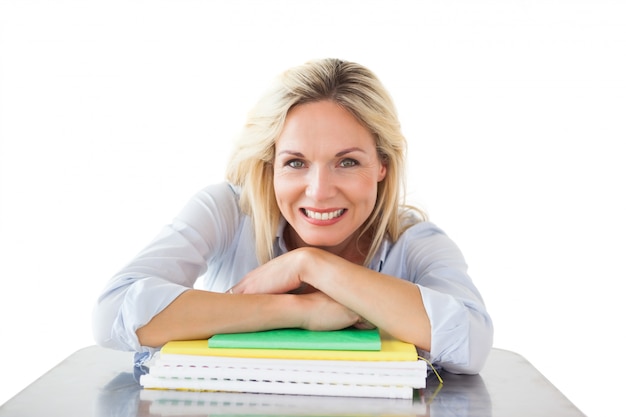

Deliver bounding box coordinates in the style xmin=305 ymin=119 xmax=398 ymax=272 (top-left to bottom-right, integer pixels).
xmin=304 ymin=209 xmax=344 ymax=220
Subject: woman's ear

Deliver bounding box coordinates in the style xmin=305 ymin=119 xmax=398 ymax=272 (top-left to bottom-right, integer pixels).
xmin=378 ymin=162 xmax=387 ymax=182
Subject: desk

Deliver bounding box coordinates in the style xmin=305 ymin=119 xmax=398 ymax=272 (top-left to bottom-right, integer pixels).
xmin=0 ymin=346 xmax=584 ymax=416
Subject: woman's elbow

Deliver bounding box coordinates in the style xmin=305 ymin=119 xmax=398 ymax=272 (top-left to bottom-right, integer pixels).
xmin=92 ymin=306 xmax=114 ymax=348
xmin=91 ymin=296 xmax=129 ymax=350
xmin=446 ymin=317 xmax=494 ymax=374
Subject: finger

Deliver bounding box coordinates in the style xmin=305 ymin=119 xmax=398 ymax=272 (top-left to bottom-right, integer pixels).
xmin=354 ymin=317 xmax=376 ymax=330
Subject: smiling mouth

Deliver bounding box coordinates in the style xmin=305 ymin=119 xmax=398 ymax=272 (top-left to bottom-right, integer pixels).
xmin=302 ymin=208 xmax=346 ymax=221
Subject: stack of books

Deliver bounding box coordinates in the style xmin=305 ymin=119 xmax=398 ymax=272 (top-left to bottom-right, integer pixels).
xmin=140 ymin=328 xmax=427 ymax=399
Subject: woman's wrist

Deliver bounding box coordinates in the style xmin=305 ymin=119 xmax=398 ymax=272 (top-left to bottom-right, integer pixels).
xmin=281 ymin=292 xmax=313 ymax=329
xmin=293 ymin=247 xmax=327 ymax=289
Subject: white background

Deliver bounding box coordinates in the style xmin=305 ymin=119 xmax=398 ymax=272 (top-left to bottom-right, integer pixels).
xmin=1 ymin=1 xmax=624 ymax=415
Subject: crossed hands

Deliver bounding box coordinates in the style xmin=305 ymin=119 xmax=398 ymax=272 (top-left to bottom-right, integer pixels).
xmin=228 ymin=248 xmax=375 ymax=331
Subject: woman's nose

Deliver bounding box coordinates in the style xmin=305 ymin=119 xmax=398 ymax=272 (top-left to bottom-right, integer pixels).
xmin=305 ymin=166 xmax=336 ymax=201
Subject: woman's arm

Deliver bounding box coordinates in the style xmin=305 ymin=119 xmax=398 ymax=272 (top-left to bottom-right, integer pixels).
xmin=230 ymin=224 xmax=494 ymax=374
xmin=303 ymin=249 xmax=433 ymax=350
xmin=93 ymin=183 xmax=375 ymax=352
xmin=93 ymin=183 xmax=259 ymax=352
xmin=230 ymin=247 xmax=432 ymax=350
xmin=135 ymin=288 xmax=363 ymax=347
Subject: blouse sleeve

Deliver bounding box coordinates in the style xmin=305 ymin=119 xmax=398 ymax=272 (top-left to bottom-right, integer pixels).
xmin=388 ymin=223 xmax=494 ymax=374
xmin=92 ymin=183 xmax=241 ymax=354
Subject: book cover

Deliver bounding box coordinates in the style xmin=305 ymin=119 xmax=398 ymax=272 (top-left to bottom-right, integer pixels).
xmin=208 ymin=328 xmax=381 ymax=351
xmin=161 ymin=335 xmax=418 ymax=361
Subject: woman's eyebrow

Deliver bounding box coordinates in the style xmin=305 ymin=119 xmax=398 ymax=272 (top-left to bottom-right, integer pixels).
xmin=277 ymin=147 xmax=365 ymax=158
xmin=336 ymin=147 xmax=366 ymax=157
xmin=277 ymin=150 xmax=305 ymax=157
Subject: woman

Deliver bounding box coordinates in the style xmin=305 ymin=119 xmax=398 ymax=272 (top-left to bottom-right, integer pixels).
xmin=93 ymin=58 xmax=493 ymax=374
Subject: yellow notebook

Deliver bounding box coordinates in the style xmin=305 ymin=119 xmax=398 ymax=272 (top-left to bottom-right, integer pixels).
xmin=161 ymin=335 xmax=418 ymax=361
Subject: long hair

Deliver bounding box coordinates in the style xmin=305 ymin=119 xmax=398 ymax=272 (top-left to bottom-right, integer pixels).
xmin=226 ymin=58 xmax=426 ymax=265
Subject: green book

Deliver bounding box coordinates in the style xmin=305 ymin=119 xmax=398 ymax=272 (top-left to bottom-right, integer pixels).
xmin=208 ymin=328 xmax=381 ymax=351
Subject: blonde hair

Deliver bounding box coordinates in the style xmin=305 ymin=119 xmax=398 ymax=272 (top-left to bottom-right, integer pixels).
xmin=226 ymin=58 xmax=426 ymax=265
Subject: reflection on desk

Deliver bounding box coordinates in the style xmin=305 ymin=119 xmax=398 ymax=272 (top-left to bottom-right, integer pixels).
xmin=0 ymin=346 xmax=583 ymax=417
xmin=140 ymin=390 xmax=429 ymax=415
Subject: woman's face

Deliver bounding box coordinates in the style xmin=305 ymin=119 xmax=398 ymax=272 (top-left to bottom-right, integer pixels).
xmin=273 ymin=100 xmax=387 ymax=257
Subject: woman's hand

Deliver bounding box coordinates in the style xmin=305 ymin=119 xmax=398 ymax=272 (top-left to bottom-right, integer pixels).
xmin=230 ymin=248 xmax=311 ymax=295
xmin=236 ymin=246 xmax=430 ymax=349
xmin=229 ymin=248 xmax=375 ymax=331
xmin=296 ymin=291 xmax=363 ymax=331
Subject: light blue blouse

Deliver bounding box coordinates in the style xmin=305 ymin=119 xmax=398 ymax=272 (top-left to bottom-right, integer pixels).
xmin=93 ymin=182 xmax=493 ymax=374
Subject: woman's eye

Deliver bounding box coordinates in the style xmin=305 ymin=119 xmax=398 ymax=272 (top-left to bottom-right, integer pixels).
xmin=286 ymin=159 xmax=305 ymax=169
xmin=339 ymin=158 xmax=358 ymax=168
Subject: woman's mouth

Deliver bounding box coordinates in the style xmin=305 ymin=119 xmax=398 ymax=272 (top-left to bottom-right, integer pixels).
xmin=302 ymin=208 xmax=346 ymax=221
